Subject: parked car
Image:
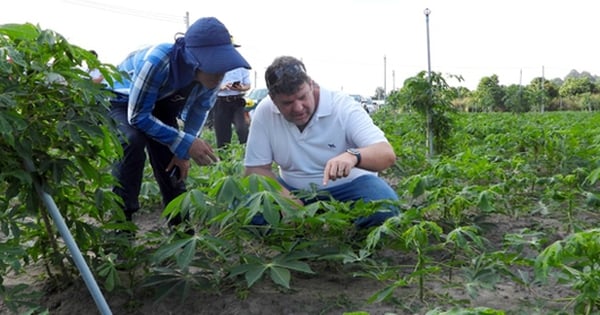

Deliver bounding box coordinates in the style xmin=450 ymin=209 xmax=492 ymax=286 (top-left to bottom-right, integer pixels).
xmin=373 ymin=99 xmax=385 ymax=107
xmin=245 ymin=88 xmax=268 ymax=121
xmin=363 ymin=96 xmax=378 ymax=113
xmin=349 ymin=94 xmax=364 ymax=104
xmin=245 ymin=88 xmax=268 ymax=109
xmin=349 ymin=94 xmax=376 ymax=114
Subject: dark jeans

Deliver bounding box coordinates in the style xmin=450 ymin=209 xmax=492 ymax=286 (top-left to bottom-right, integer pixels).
xmin=213 ymin=95 xmax=249 ymax=148
xmin=109 ymin=99 xmax=187 ymax=224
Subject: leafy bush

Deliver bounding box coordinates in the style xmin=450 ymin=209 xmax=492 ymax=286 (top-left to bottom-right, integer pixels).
xmin=0 ymin=23 xmax=125 ymax=311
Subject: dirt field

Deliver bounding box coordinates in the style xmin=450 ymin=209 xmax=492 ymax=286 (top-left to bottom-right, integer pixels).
xmin=1 ymin=206 xmax=574 ymax=315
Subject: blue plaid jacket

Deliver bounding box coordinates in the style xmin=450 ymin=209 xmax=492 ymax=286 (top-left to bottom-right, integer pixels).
xmin=111 ymin=43 xmax=217 ymax=159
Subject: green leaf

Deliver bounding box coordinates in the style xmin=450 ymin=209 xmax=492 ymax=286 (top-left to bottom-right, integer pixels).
xmin=215 ymin=176 xmax=243 ymax=205
xmin=0 ymin=114 xmax=13 ymax=144
xmin=0 ymin=23 xmax=40 ymax=41
xmin=274 ymin=260 xmax=314 ymax=274
xmin=176 ymin=238 xmax=197 ymax=270
xmin=584 ymin=167 xmax=600 ymax=185
xmin=367 ymin=278 xmax=407 ymax=303
xmin=75 ymin=156 xmax=99 ymax=182
xmin=269 ymin=266 xmax=291 ymax=289
xmin=103 ymin=267 xmax=117 ymax=292
xmin=534 ymin=241 xmax=563 ymax=280
xmin=477 ymin=190 xmax=494 ymax=212
xmin=152 ymin=238 xmax=193 ymax=264
xmin=409 ymin=176 xmax=426 ymax=198
xmin=244 ymin=264 xmax=268 ymax=288
xmin=228 ymin=262 xmax=259 ymax=278
xmin=262 ymin=200 xmax=281 ymax=226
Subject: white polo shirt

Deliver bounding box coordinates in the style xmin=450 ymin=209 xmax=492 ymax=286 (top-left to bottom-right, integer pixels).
xmin=244 ymin=86 xmax=389 ymax=190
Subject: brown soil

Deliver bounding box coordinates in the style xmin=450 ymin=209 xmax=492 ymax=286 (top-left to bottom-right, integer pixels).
xmin=0 ymin=207 xmax=574 ymax=315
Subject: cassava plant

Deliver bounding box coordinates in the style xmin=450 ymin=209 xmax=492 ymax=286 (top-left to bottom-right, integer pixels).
xmin=388 ymin=71 xmax=459 ymax=157
xmin=535 ymin=228 xmax=600 ymax=315
xmin=0 ymin=22 xmax=125 ymax=309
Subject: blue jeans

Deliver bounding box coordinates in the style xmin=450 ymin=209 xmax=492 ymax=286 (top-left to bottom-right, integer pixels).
xmin=252 ymin=174 xmax=399 ymax=229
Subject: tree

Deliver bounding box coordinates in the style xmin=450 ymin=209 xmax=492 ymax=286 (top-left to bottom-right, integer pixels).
xmin=527 ymin=78 xmax=560 ymax=112
xmin=373 ymin=86 xmax=385 ymax=100
xmin=390 ymin=71 xmax=456 ymax=157
xmin=448 ymin=86 xmax=472 ymax=112
xmin=559 ymin=76 xmax=596 ymax=97
xmin=530 ymin=77 xmax=559 ymax=99
xmin=472 ymin=75 xmax=505 ymax=112
xmin=503 ymin=84 xmax=532 ymax=113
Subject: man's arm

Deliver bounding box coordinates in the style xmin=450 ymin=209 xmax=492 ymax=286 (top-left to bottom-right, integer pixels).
xmin=323 ymin=141 xmax=396 ymax=186
xmin=351 ymin=141 xmax=396 ymax=172
xmin=244 ymin=164 xmax=277 ymax=179
xmin=126 ymin=48 xmax=196 ymax=159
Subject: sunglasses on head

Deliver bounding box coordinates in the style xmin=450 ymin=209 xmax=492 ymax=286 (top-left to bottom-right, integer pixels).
xmin=266 ymin=63 xmax=306 ymax=91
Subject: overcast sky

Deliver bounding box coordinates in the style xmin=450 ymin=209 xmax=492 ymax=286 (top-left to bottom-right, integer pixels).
xmin=2 ymin=0 xmax=598 ymax=96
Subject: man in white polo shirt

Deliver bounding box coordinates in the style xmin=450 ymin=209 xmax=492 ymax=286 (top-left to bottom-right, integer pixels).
xmin=243 ymin=56 xmax=398 ymax=229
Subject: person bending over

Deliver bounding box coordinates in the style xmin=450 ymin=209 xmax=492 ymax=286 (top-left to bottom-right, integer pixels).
xmin=109 ymin=17 xmax=251 ymax=227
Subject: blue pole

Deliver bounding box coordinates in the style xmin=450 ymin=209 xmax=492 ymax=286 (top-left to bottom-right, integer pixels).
xmin=26 ymin=160 xmax=112 ymax=315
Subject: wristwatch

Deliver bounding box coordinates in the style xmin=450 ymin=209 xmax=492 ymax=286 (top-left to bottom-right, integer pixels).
xmin=346 ymin=148 xmax=361 ymax=166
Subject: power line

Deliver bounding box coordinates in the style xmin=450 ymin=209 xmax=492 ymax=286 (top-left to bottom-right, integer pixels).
xmin=64 ymin=0 xmax=185 ymax=24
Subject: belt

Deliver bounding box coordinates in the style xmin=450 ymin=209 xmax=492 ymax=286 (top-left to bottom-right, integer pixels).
xmin=217 ymin=94 xmax=244 ymax=102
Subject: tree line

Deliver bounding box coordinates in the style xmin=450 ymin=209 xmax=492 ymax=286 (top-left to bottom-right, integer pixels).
xmin=377 ymin=69 xmax=600 ymax=112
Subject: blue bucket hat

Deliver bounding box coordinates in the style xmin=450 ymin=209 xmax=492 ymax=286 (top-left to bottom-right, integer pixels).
xmin=184 ymin=17 xmax=251 ymax=73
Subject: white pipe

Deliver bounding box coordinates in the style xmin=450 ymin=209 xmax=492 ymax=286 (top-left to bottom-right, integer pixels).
xmin=26 ymin=159 xmax=112 ymax=315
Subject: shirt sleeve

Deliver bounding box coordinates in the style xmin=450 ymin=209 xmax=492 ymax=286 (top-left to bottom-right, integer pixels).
xmin=244 ymin=99 xmax=274 ymax=167
xmin=182 ymin=86 xmax=217 ymax=138
xmin=126 ymin=51 xmax=195 ymax=159
xmin=241 ymin=68 xmax=251 ymax=86
xmin=345 ymin=98 xmax=388 ymax=148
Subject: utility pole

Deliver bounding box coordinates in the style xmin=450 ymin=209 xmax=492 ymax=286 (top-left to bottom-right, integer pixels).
xmin=519 ymin=68 xmax=523 ymax=111
xmin=424 ymin=8 xmax=434 ymax=158
xmin=540 ymin=65 xmax=545 ymax=113
xmin=383 ymin=55 xmax=387 ymax=97
xmin=184 ymin=11 xmax=190 ymax=29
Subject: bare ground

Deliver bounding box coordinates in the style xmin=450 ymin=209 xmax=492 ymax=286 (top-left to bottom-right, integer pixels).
xmin=0 ymin=206 xmax=576 ymax=315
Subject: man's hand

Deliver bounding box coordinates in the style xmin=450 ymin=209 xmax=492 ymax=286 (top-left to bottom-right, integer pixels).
xmin=322 ymin=152 xmax=357 ymax=186
xmin=167 ymin=157 xmax=190 ymax=181
xmin=188 ymin=138 xmax=219 ymax=166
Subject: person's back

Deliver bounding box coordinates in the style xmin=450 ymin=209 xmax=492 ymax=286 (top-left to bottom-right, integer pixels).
xmin=111 ymin=44 xmax=171 ymax=95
